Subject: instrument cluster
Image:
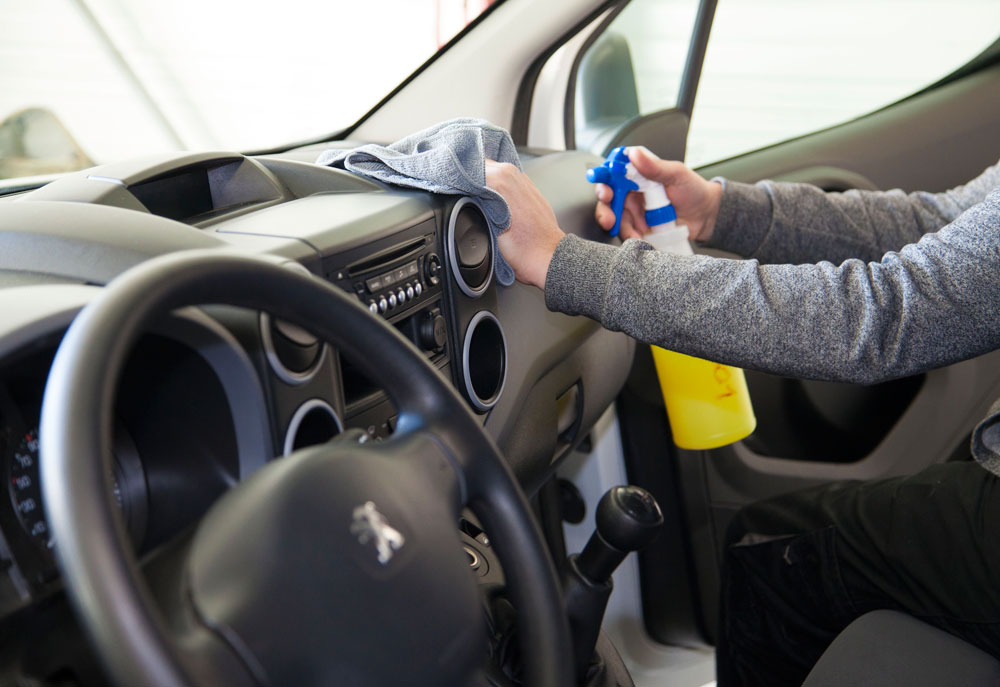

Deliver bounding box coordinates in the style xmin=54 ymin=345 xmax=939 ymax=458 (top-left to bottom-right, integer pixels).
xmin=0 ymin=333 xmax=247 ymax=608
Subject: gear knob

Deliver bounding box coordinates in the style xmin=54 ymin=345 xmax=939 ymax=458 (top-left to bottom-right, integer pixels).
xmin=596 ymin=485 xmax=663 ymax=550
xmin=577 ymin=486 xmax=663 ymax=584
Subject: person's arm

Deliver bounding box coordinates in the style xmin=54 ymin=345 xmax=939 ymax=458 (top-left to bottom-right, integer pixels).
xmin=710 ymin=160 xmax=1000 ymax=265
xmin=593 ymin=148 xmax=1000 ymax=265
xmin=545 ymin=187 xmax=1000 ymax=385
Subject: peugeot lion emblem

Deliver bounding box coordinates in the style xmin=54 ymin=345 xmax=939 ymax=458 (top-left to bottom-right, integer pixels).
xmin=350 ymin=501 xmax=405 ymax=564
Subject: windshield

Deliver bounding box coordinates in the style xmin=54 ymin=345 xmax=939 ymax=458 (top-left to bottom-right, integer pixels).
xmin=0 ymin=0 xmax=497 ymax=181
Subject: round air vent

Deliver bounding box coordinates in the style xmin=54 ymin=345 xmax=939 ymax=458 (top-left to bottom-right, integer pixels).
xmin=461 ymin=311 xmax=507 ymax=412
xmin=447 ymin=197 xmax=494 ymax=298
xmin=260 ymin=312 xmax=328 ymax=385
xmin=283 ymin=399 xmax=344 ymax=456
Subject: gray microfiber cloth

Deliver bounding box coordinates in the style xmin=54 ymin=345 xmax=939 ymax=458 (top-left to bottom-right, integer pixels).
xmin=316 ymin=118 xmax=521 ymax=286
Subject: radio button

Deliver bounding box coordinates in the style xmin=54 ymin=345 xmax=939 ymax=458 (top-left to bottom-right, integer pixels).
xmin=406 ymin=285 xmax=415 ymax=300
xmin=368 ymin=301 xmax=379 ymax=314
xmin=367 ymin=275 xmax=384 ymax=292
xmin=414 ymin=282 xmax=423 ymax=297
xmin=388 ymin=293 xmax=397 ymax=309
xmin=397 ymin=289 xmax=406 ymax=304
xmin=378 ymin=297 xmax=388 ymax=313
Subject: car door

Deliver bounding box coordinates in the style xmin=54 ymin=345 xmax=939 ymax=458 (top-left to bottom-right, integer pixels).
xmin=677 ymin=7 xmax=1000 ymax=644
xmin=524 ymin=0 xmax=1000 ymax=649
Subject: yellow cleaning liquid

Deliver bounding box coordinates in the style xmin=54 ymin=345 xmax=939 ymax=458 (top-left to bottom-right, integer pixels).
xmin=651 ymin=346 xmax=756 ymax=449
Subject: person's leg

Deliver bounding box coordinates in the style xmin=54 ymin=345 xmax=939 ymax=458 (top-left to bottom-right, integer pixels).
xmin=715 ymin=461 xmax=1000 ymax=687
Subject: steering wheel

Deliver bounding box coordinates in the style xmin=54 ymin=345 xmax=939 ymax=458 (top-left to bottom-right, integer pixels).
xmin=39 ymin=250 xmax=573 ymax=687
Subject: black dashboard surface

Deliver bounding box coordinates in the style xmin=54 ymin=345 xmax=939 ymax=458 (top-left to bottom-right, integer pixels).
xmin=0 ymin=147 xmax=634 ymax=682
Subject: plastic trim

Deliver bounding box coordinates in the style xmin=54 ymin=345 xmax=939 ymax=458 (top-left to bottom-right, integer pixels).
xmin=282 ymin=398 xmax=344 ymax=457
xmin=259 ymin=312 xmax=328 ymax=386
xmin=446 ymin=197 xmax=494 ymax=299
xmin=461 ymin=310 xmax=508 ymax=412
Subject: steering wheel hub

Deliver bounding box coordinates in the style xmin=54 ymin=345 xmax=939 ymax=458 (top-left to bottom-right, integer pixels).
xmin=188 ymin=439 xmax=482 ymax=686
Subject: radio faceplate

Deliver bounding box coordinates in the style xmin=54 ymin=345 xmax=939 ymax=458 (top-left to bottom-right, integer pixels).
xmin=323 ymin=217 xmax=451 ymax=435
xmin=324 ymin=219 xmax=443 ymax=324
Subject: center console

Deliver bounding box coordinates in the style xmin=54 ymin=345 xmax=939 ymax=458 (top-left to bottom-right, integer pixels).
xmin=321 ymin=194 xmax=508 ymax=439
xmin=324 ymin=217 xmax=451 ymax=437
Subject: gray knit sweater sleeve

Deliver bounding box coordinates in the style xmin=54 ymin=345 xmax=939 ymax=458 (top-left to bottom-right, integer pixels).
xmin=544 ymin=165 xmax=1000 ymax=386
xmin=707 ymin=160 xmax=1000 ymax=264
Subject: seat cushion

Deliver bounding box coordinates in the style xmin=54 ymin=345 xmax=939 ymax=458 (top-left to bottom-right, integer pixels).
xmin=802 ymin=610 xmax=1000 ymax=686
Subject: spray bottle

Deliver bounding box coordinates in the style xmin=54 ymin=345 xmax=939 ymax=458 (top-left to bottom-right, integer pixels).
xmin=587 ymin=147 xmax=756 ymax=449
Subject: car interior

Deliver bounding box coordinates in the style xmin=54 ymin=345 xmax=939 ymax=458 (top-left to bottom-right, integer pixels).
xmin=2 ymin=0 xmax=1000 ymax=685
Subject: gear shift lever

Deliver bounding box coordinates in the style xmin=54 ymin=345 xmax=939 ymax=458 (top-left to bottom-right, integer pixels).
xmin=564 ymin=486 xmax=663 ymax=681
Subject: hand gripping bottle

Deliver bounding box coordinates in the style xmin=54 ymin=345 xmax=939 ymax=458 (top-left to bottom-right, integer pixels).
xmin=587 ymin=147 xmax=756 ymax=449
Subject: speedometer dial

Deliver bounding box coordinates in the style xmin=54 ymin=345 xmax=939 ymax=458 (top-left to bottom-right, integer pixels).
xmin=8 ymin=424 xmax=142 ymax=554
xmin=8 ymin=428 xmax=49 ymax=550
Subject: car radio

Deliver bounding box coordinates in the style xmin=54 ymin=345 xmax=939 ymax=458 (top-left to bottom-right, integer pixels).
xmin=322 ymin=218 xmax=451 ymax=437
xmin=324 ymin=221 xmax=444 ymax=324
xmin=323 ymin=220 xmax=442 ymax=324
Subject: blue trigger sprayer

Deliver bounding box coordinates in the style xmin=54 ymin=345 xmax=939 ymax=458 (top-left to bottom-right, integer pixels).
xmin=586 ymin=146 xmax=678 ymax=239
xmin=587 ymin=146 xmax=756 ymax=449
xmin=586 ymin=148 xmax=637 ymax=238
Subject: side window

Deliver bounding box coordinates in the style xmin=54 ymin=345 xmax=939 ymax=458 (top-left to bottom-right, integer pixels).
xmin=686 ymin=2 xmax=1000 ymax=168
xmin=573 ymin=0 xmax=700 ymax=152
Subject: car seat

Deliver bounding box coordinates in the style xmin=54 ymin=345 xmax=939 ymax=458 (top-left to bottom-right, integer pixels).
xmin=802 ymin=610 xmax=1000 ymax=686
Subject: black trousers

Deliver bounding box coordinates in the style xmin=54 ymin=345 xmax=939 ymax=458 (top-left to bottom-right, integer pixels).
xmin=715 ymin=461 xmax=1000 ymax=687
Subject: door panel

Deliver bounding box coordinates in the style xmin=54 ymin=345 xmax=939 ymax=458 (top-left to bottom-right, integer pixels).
xmin=678 ymin=62 xmax=1000 ymax=641
xmin=699 ymin=62 xmax=1000 ymax=193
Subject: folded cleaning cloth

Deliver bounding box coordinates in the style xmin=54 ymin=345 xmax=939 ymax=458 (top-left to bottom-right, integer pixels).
xmin=315 ymin=117 xmax=520 ymax=286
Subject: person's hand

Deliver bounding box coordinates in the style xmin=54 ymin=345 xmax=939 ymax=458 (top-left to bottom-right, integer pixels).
xmin=593 ymin=146 xmax=723 ymax=242
xmin=486 ymin=160 xmax=565 ymax=290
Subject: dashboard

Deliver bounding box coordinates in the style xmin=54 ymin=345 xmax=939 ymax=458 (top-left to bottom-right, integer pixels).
xmin=0 ymin=146 xmax=633 ymax=682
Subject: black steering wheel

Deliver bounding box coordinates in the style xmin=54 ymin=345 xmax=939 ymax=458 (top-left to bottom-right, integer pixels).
xmin=39 ymin=250 xmax=573 ymax=686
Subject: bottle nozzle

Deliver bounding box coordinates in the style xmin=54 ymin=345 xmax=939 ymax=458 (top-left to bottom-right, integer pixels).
xmin=586 ymin=166 xmax=611 ymax=186
xmin=586 ymin=146 xmax=638 ymax=237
